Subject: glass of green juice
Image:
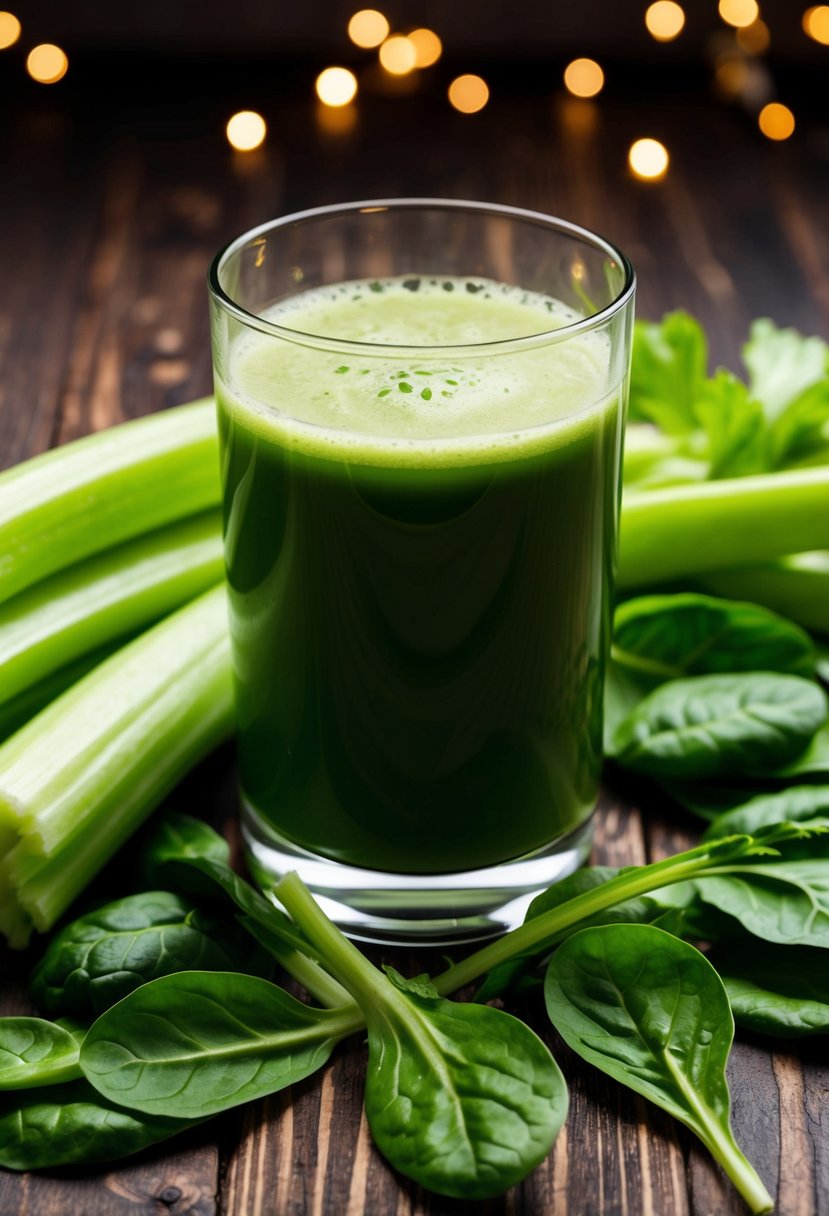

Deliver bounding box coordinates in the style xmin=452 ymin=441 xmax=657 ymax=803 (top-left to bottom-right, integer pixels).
xmin=208 ymin=199 xmax=634 ymax=944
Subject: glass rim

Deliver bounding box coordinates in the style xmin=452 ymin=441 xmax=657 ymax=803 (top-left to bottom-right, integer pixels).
xmin=207 ymin=197 xmax=635 ymax=358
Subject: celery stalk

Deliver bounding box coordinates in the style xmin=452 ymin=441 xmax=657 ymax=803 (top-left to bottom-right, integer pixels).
xmin=0 ymin=642 xmax=128 ymax=742
xmin=619 ymin=467 xmax=829 ymax=588
xmin=0 ymin=510 xmax=223 ymax=712
xmin=0 ymin=398 xmax=219 ymax=606
xmin=697 ymin=551 xmax=829 ymax=636
xmin=0 ymin=585 xmax=232 ymax=943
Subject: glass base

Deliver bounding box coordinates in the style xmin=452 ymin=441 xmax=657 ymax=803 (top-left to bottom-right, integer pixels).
xmin=242 ymin=804 xmax=596 ymax=946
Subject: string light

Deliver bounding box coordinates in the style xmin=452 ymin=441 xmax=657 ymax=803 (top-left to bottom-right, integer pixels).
xmin=0 ymin=10 xmax=20 ymax=49
xmin=315 ymin=67 xmax=358 ymax=107
xmin=563 ymin=58 xmax=604 ymax=98
xmin=378 ymin=34 xmax=417 ymax=75
xmin=758 ymin=102 xmax=795 ymax=140
xmin=803 ymin=5 xmax=829 ymax=43
xmin=644 ymin=2 xmax=686 ymax=42
xmin=26 ymin=43 xmax=68 ymax=83
xmin=226 ymin=111 xmax=267 ymax=151
xmin=718 ymin=0 xmax=759 ymax=29
xmin=628 ymin=138 xmax=669 ymax=181
xmin=736 ymin=18 xmax=770 ymax=52
xmin=347 ymin=9 xmax=389 ymax=48
xmin=448 ymin=74 xmax=490 ymax=114
xmin=408 ymin=28 xmax=442 ymax=67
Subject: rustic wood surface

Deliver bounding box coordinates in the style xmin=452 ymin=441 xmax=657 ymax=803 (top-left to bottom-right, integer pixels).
xmin=1 ymin=63 xmax=828 ymax=1215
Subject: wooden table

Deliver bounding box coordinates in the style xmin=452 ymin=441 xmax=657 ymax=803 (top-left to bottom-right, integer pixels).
xmin=1 ymin=62 xmax=827 ymax=1214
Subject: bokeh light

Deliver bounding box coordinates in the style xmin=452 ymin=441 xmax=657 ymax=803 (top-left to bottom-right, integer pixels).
xmin=347 ymin=9 xmax=389 ymax=48
xmin=408 ymin=27 xmax=442 ymax=68
xmin=226 ymin=111 xmax=267 ymax=151
xmin=644 ymin=2 xmax=686 ymax=42
xmin=563 ymin=58 xmax=605 ymax=98
xmin=26 ymin=43 xmax=68 ymax=83
xmin=758 ymin=102 xmax=795 ymax=141
xmin=628 ymin=138 xmax=669 ymax=180
xmin=378 ymin=34 xmax=417 ymax=75
xmin=718 ymin=0 xmax=759 ymax=29
xmin=736 ymin=18 xmax=770 ymax=52
xmin=448 ymin=74 xmax=490 ymax=114
xmin=803 ymin=5 xmax=829 ymax=43
xmin=714 ymin=54 xmax=750 ymax=96
xmin=316 ymin=66 xmax=358 ymax=107
xmin=0 ymin=10 xmax=21 ymax=49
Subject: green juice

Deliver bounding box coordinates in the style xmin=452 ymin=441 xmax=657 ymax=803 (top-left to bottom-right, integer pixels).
xmin=216 ymin=277 xmax=621 ymax=875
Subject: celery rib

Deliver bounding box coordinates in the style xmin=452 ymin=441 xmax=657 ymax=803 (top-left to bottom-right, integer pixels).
xmin=0 ymin=398 xmax=219 ymax=607
xmin=0 ymin=510 xmax=223 ymax=720
xmin=698 ymin=551 xmax=829 ymax=636
xmin=0 ymin=585 xmax=233 ymax=943
xmin=619 ymin=467 xmax=829 ymax=588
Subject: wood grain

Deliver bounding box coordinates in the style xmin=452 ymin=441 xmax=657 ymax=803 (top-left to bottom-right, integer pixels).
xmin=1 ymin=67 xmax=828 ymax=1215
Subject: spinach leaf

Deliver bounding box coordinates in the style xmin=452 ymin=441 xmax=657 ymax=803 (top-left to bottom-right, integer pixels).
xmin=138 ymin=810 xmax=230 ymax=886
xmin=630 ymin=312 xmax=708 ymax=434
xmin=153 ymin=854 xmax=312 ymax=958
xmin=703 ymin=785 xmax=829 ymax=840
xmin=80 ymin=971 xmax=360 ymax=1118
xmin=372 ymin=970 xmax=567 ymax=1199
xmin=658 ymin=778 xmax=767 ymax=821
xmin=693 ymin=858 xmax=829 ymax=947
xmin=709 ymin=943 xmax=829 ymax=1038
xmin=604 ymin=661 xmax=654 ymax=754
xmin=0 ymin=1017 xmax=81 ymax=1089
xmin=31 ymin=890 xmax=270 ymax=1017
xmin=610 ymin=672 xmax=828 ymax=779
xmin=0 ymin=1080 xmax=197 ymax=1170
xmin=276 ymin=873 xmax=567 ymax=1200
xmin=545 ymin=924 xmax=773 ymax=1215
xmin=766 ymin=720 xmax=829 ymax=777
xmin=613 ymin=593 xmax=815 ymax=681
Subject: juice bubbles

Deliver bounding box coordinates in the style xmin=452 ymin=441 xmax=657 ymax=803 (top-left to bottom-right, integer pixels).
xmin=216 ymin=275 xmax=622 ymax=875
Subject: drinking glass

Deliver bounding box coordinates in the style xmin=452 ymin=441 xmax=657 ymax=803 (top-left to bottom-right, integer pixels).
xmin=208 ymin=199 xmax=634 ymax=943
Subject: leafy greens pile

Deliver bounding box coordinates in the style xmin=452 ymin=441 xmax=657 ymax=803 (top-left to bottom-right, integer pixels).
xmin=1 ymin=308 xmax=829 ymax=1208
xmin=5 ymin=810 xmax=828 ymax=1214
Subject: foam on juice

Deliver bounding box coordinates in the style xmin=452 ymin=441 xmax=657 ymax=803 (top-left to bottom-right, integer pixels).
xmin=219 ymin=275 xmax=616 ymax=467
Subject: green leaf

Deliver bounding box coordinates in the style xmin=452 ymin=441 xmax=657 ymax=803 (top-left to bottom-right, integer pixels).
xmin=703 ymin=786 xmax=829 ymax=840
xmin=30 ymin=890 xmax=269 ymax=1017
xmin=630 ymin=312 xmax=708 ymax=434
xmin=154 ymin=854 xmax=312 ymax=958
xmin=613 ymin=593 xmax=815 ymax=682
xmin=744 ymin=319 xmax=829 ymax=464
xmin=744 ymin=318 xmax=829 ymax=419
xmin=610 ymin=672 xmax=828 ymax=779
xmin=80 ymin=972 xmax=359 ymax=1119
xmin=693 ymin=371 xmax=767 ymax=477
xmin=0 ymin=1017 xmax=81 ymax=1090
xmin=365 ymin=991 xmax=567 ymax=1200
xmin=767 ymin=720 xmax=829 ymax=778
xmin=693 ymin=858 xmax=829 ymax=948
xmin=603 ymin=662 xmax=654 ymax=754
xmin=545 ymin=925 xmax=773 ymax=1214
xmin=711 ymin=943 xmax=829 ymax=1037
xmin=275 ymin=872 xmax=567 ymax=1200
xmin=138 ymin=810 xmax=230 ymax=887
xmin=0 ymin=1080 xmax=197 ymax=1170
